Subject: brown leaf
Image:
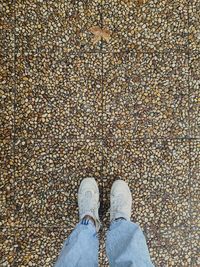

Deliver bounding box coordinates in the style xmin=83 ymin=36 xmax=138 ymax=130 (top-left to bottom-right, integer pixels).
xmin=89 ymin=26 xmax=111 ymax=44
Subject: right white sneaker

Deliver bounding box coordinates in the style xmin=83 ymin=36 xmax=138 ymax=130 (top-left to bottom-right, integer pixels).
xmin=110 ymin=179 xmax=132 ymax=222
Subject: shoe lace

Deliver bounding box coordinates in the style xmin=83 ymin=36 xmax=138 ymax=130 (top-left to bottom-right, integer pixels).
xmin=111 ymin=194 xmax=127 ymax=215
xmin=79 ymin=191 xmax=98 ymax=214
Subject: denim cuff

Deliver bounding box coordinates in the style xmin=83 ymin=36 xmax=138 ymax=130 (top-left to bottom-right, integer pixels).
xmin=80 ymin=217 xmax=95 ymax=227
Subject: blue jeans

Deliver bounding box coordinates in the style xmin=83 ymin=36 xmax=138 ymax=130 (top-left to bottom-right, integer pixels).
xmin=54 ymin=219 xmax=154 ymax=267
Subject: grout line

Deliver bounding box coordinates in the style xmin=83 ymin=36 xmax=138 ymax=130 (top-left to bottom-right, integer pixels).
xmin=2 ymin=136 xmax=200 ymax=143
xmin=188 ymin=139 xmax=192 ymax=265
xmin=12 ymin=137 xmax=200 ymax=143
xmin=10 ymin=1 xmax=17 ymax=265
xmin=44 ymin=0 xmax=54 ymax=178
xmin=187 ymin=0 xmax=191 ymax=143
xmin=1 ymin=224 xmax=196 ymax=231
xmin=187 ymin=1 xmax=193 ymax=266
xmin=0 ymin=224 xmax=77 ymax=230
xmin=42 ymin=49 xmax=200 ymax=56
xmin=100 ymin=0 xmax=106 ymax=218
xmin=13 ymin=0 xmax=16 ymax=200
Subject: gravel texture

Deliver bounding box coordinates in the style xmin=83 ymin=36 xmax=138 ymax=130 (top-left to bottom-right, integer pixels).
xmin=103 ymin=0 xmax=188 ymax=52
xmin=103 ymin=52 xmax=189 ymax=139
xmin=0 ymin=227 xmax=74 ymax=266
xmin=190 ymin=140 xmax=200 ymax=266
xmin=0 ymin=0 xmax=199 ymax=266
xmin=189 ymin=0 xmax=200 ymax=51
xmin=189 ymin=52 xmax=200 ymax=138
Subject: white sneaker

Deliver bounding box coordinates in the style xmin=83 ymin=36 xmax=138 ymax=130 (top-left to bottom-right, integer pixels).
xmin=78 ymin=177 xmax=101 ymax=231
xmin=110 ymin=179 xmax=132 ymax=222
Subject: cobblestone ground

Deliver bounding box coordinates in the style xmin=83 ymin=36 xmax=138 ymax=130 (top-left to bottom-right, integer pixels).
xmin=0 ymin=0 xmax=199 ymax=266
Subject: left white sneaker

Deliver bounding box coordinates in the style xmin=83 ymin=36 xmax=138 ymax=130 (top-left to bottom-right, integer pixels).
xmin=78 ymin=177 xmax=101 ymax=232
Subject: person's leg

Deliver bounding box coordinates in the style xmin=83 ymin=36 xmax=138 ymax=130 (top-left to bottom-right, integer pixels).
xmin=54 ymin=178 xmax=101 ymax=267
xmin=106 ymin=219 xmax=154 ymax=267
xmin=106 ymin=180 xmax=154 ymax=267
xmin=54 ymin=216 xmax=99 ymax=267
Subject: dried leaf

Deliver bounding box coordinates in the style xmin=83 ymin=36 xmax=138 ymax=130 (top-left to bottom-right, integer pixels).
xmin=89 ymin=26 xmax=111 ymax=44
